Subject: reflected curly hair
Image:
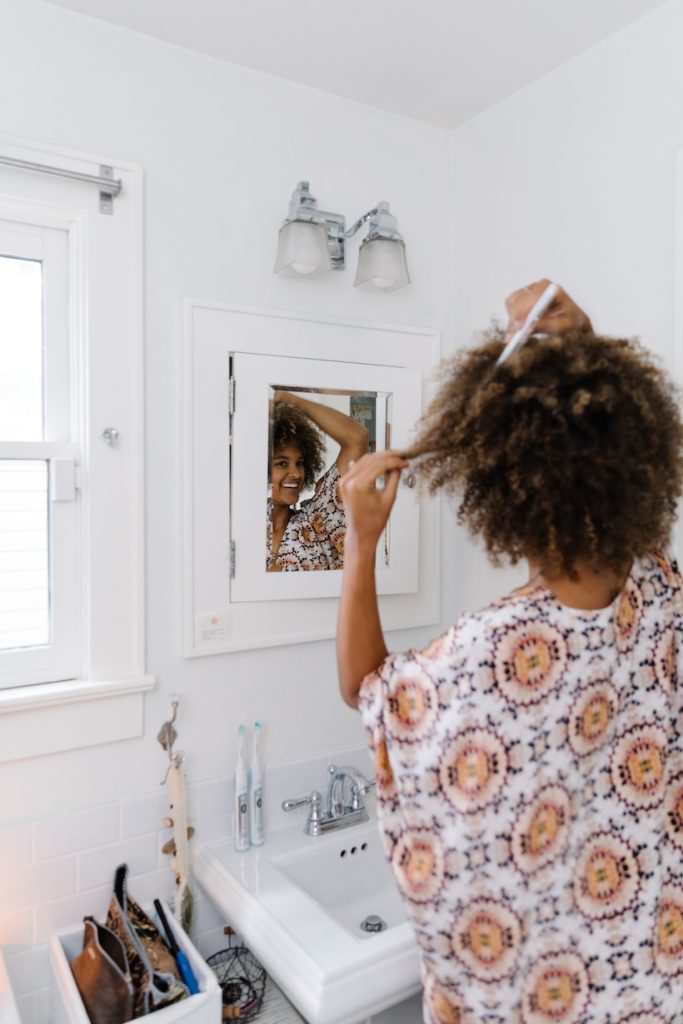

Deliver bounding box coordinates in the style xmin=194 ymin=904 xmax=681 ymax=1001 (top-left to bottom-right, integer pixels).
xmin=408 ymin=330 xmax=683 ymax=577
xmin=270 ymin=401 xmax=326 ymax=490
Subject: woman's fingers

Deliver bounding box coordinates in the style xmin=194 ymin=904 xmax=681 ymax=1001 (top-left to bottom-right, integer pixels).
xmin=342 ymin=450 xmax=409 ymax=487
xmin=340 ymin=451 xmax=410 ymax=540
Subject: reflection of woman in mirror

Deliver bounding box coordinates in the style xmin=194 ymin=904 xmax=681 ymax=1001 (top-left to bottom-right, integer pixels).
xmin=268 ymin=391 xmax=369 ymax=571
xmin=336 ymin=281 xmax=683 ymax=1023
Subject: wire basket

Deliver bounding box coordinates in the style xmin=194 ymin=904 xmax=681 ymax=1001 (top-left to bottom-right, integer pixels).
xmin=207 ymin=929 xmax=267 ymax=1021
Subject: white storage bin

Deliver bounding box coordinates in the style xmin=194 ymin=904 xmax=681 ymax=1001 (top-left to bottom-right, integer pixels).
xmin=49 ymin=902 xmax=220 ymax=1024
xmin=0 ymin=948 xmax=22 ymax=1024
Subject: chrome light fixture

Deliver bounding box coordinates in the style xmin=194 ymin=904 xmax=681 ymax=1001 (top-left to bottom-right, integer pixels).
xmin=274 ymin=181 xmax=410 ymax=291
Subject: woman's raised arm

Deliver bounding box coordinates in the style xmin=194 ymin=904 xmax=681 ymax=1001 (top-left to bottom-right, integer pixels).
xmin=337 ymin=451 xmax=408 ymax=707
xmin=273 ymin=391 xmax=369 ymax=475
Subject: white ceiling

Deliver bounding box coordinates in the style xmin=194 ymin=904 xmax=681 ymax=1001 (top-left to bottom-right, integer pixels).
xmin=43 ymin=0 xmax=670 ymax=128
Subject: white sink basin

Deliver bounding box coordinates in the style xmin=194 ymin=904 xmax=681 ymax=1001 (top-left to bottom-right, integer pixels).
xmin=195 ymin=809 xmax=420 ymax=1024
xmin=272 ymin=827 xmax=407 ymax=940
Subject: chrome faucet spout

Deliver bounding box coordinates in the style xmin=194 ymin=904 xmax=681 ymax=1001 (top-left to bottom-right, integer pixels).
xmin=285 ymin=765 xmax=375 ymax=836
xmin=327 ymin=764 xmax=374 ymax=816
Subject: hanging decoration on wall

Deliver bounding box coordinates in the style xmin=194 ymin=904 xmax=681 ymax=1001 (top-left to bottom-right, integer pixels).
xmin=157 ymin=696 xmax=194 ymax=932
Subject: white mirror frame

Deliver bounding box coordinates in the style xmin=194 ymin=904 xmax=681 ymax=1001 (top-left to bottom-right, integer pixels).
xmin=182 ymin=300 xmax=440 ymax=655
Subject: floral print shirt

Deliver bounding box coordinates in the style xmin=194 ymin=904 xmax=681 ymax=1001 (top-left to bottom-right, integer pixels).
xmin=359 ymin=553 xmax=683 ymax=1024
xmin=267 ymin=463 xmax=345 ymax=571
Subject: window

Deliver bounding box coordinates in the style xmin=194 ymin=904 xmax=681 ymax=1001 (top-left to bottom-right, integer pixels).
xmin=0 ymin=136 xmax=151 ymax=761
xmin=0 ymin=220 xmax=77 ymax=687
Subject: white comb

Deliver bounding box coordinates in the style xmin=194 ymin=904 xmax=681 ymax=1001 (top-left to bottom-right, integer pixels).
xmin=496 ymin=282 xmax=559 ymax=366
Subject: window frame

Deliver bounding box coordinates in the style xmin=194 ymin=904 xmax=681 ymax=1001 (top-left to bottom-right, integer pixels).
xmin=0 ymin=135 xmax=153 ymax=762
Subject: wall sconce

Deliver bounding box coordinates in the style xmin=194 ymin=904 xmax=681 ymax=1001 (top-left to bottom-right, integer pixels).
xmin=274 ymin=181 xmax=410 ymax=291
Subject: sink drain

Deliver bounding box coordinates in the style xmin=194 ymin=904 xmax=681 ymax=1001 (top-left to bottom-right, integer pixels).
xmin=360 ymin=914 xmax=387 ymax=933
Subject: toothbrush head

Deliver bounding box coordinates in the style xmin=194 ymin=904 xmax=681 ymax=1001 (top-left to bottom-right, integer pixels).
xmin=238 ymin=724 xmax=246 ymax=736
xmin=254 ymin=721 xmax=262 ymax=730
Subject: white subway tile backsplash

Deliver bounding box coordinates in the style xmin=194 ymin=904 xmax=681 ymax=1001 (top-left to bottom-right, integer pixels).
xmin=78 ymin=832 xmax=159 ymax=892
xmin=33 ymin=856 xmax=77 ymax=907
xmin=0 ymin=867 xmax=33 ymax=916
xmin=33 ymin=804 xmax=118 ymax=861
xmin=192 ymin=812 xmax=231 ymax=848
xmin=34 ymin=884 xmax=110 ymax=944
xmin=119 ymin=790 xmax=169 ymax=838
xmin=326 ymin=744 xmax=373 ymax=775
xmin=122 ymin=866 xmax=175 ymax=907
xmin=4 ymin=945 xmax=49 ymax=997
xmin=0 ymin=908 xmax=32 ymax=949
xmin=0 ymin=823 xmax=31 ymax=870
xmin=0 ymin=856 xmax=76 ymax=914
xmin=262 ymin=754 xmax=328 ymax=831
xmin=266 ymin=754 xmax=328 ymax=810
xmin=190 ymin=888 xmax=228 ymax=936
xmin=196 ymin=777 xmax=230 ymax=820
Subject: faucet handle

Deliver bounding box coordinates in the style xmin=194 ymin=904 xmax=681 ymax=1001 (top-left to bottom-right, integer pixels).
xmin=349 ymin=777 xmax=375 ymax=809
xmin=282 ymin=789 xmax=322 ymax=813
xmin=282 ymin=790 xmax=323 ymax=836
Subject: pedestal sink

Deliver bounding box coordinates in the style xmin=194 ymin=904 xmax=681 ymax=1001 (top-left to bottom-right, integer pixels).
xmin=195 ymin=811 xmax=420 ymax=1024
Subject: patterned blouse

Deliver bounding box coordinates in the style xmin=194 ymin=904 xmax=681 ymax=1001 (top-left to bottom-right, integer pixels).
xmin=359 ymin=552 xmax=683 ymax=1024
xmin=267 ymin=464 xmax=345 ymax=571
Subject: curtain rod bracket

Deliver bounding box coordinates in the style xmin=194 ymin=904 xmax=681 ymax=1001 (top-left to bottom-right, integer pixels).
xmin=99 ymin=165 xmax=115 ymax=214
xmin=0 ymin=153 xmax=123 ymax=214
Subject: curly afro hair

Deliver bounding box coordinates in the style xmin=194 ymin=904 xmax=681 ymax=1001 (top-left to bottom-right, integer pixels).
xmin=270 ymin=401 xmax=326 ymax=490
xmin=408 ymin=330 xmax=683 ymax=578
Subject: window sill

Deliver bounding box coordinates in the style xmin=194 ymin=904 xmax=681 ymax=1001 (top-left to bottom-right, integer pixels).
xmin=0 ymin=675 xmax=155 ymax=763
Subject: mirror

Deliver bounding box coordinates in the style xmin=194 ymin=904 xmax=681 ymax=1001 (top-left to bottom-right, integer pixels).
xmin=186 ymin=302 xmax=435 ymax=654
xmin=267 ymin=385 xmax=391 ymax=571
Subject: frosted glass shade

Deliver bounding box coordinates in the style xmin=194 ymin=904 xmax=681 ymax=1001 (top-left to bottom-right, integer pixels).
xmin=274 ymin=220 xmax=331 ymax=278
xmin=354 ymin=238 xmax=410 ymax=291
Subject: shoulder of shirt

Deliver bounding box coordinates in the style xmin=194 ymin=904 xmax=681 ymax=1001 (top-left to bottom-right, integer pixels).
xmin=299 ymin=464 xmax=339 ymax=508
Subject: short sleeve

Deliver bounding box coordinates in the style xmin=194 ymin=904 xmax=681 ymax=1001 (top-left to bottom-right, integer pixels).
xmin=357 ymin=618 xmax=491 ymax=796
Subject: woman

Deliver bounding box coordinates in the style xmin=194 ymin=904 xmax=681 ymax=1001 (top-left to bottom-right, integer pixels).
xmin=337 ymin=281 xmax=683 ymax=1023
xmin=268 ymin=390 xmax=368 ymax=571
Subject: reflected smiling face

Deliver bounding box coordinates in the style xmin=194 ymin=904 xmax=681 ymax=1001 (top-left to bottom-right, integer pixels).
xmin=271 ymin=443 xmax=305 ymax=507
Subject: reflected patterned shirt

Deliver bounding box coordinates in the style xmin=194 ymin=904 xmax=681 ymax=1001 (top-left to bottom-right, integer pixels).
xmin=267 ymin=463 xmax=345 ymax=571
xmin=359 ymin=553 xmax=683 ymax=1024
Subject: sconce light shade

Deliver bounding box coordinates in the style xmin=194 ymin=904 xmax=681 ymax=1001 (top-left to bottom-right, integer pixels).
xmin=274 ymin=220 xmax=331 ymax=278
xmin=354 ymin=238 xmax=410 ymax=291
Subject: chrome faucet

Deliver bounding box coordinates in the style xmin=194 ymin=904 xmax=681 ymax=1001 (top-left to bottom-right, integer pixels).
xmin=282 ymin=764 xmax=376 ymax=836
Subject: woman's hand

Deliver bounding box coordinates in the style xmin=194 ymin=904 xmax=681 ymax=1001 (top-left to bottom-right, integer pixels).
xmin=272 ymin=389 xmax=292 ymax=406
xmin=340 ymin=450 xmax=409 ymax=549
xmin=504 ymin=279 xmax=593 ymax=341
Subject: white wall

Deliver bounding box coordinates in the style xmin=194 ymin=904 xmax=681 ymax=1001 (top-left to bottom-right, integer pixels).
xmin=0 ymin=0 xmax=453 ymax=827
xmin=449 ymin=0 xmax=683 ymax=613
xmin=0 ymin=5 xmax=452 ymax=1015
